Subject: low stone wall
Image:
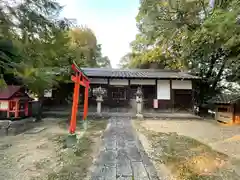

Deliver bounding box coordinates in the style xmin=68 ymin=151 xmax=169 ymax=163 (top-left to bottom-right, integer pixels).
xmin=0 ymin=118 xmax=36 ymax=136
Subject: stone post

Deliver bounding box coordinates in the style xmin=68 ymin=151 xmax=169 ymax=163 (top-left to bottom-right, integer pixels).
xmin=96 ymin=96 xmax=103 ymax=114
xmin=93 ymin=87 xmax=106 ymax=115
xmin=136 ymin=87 xmax=143 ymax=118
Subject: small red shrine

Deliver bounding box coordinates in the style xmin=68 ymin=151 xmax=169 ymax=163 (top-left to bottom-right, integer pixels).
xmin=0 ymin=85 xmax=31 ymax=119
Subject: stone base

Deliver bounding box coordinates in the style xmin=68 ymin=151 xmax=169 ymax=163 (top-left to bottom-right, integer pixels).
xmin=0 ymin=118 xmax=36 ymax=136
xmin=82 ymin=120 xmax=88 ymax=130
xmin=66 ymin=134 xmax=77 ymax=148
xmin=136 ymin=114 xmax=144 ymax=119
xmin=96 ymin=113 xmax=103 ymax=117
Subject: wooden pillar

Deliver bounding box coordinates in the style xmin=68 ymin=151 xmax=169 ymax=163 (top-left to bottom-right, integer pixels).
xmin=155 ymin=79 xmax=158 ymax=110
xmin=25 ymin=101 xmax=29 ymax=116
xmin=232 ymin=103 xmax=236 ymax=123
xmin=15 ymin=100 xmax=19 ymax=118
xmin=83 ymin=83 xmax=89 ymax=120
xmin=170 ymin=79 xmax=174 ymax=112
xmin=69 ymin=73 xmax=81 ymax=134
xmin=128 ymin=79 xmax=131 ymax=108
xmin=191 ymin=82 xmax=195 ymax=113
xmin=155 ymin=79 xmax=159 ymax=110
xmin=7 ymin=100 xmax=10 ymax=118
xmin=107 ymin=78 xmax=111 ymax=108
xmin=155 ymin=79 xmax=158 ymax=99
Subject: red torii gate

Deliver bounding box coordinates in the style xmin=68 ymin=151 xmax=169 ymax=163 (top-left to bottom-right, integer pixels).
xmin=69 ymin=61 xmax=90 ymax=135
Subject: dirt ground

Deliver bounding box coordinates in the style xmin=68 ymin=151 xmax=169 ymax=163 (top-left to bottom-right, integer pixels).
xmin=0 ymin=118 xmax=107 ymax=180
xmin=140 ymin=119 xmax=240 ymax=159
xmin=133 ymin=119 xmax=240 ymax=180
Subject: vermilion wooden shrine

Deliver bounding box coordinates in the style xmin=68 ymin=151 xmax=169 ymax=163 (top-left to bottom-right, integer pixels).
xmin=0 ymin=85 xmax=31 ymax=119
xmin=69 ymin=62 xmax=90 ymax=134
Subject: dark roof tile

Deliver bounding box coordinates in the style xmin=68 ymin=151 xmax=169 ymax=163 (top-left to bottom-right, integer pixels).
xmin=210 ymin=94 xmax=240 ymax=104
xmin=0 ymin=85 xmax=21 ymax=99
xmin=81 ymin=68 xmax=200 ymax=79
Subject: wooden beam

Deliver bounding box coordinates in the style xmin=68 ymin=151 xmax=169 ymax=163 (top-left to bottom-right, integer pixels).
xmin=71 ymin=75 xmax=88 ymax=87
xmin=72 ymin=61 xmax=89 ymax=81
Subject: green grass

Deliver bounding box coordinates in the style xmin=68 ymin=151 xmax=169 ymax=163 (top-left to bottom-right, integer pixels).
xmin=46 ymin=119 xmax=107 ymax=180
xmin=134 ymin=121 xmax=240 ymax=180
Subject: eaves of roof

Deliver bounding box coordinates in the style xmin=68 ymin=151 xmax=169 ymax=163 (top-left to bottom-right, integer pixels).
xmin=81 ymin=68 xmax=200 ymax=80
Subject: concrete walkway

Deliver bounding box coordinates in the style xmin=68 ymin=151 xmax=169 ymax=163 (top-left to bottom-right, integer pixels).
xmin=90 ymin=117 xmax=159 ymax=180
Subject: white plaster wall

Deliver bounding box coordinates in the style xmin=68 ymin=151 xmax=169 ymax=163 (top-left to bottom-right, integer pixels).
xmin=216 ymin=112 xmax=233 ymax=123
xmin=130 ymin=79 xmax=155 ymax=85
xmin=110 ymin=79 xmax=128 ymax=86
xmin=0 ymin=101 xmax=8 ymax=110
xmin=172 ymin=80 xmax=192 ymax=89
xmin=89 ymin=78 xmax=108 ymax=84
xmin=157 ymin=80 xmax=170 ymax=100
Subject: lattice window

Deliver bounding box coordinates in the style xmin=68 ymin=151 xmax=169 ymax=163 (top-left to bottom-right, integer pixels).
xmin=112 ymin=88 xmax=126 ymax=100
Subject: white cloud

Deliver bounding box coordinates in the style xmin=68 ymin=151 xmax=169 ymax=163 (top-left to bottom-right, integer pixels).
xmin=58 ymin=0 xmax=138 ymax=68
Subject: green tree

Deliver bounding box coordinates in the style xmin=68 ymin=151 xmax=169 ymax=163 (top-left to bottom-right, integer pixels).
xmin=0 ymin=0 xmax=73 ymax=120
xmin=0 ymin=0 xmax=111 ymax=121
xmin=69 ymin=29 xmax=112 ymax=68
xmin=0 ymin=0 xmax=68 ymax=83
xmin=0 ymin=38 xmax=20 ymax=86
xmin=129 ymin=0 xmax=240 ymax=114
xmin=68 ymin=27 xmax=98 ymax=67
xmin=15 ymin=65 xmax=57 ymax=121
xmin=95 ymin=44 xmax=111 ymax=68
xmin=119 ymin=53 xmax=133 ymax=68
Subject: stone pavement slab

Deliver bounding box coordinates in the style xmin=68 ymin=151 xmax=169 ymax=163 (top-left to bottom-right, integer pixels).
xmin=90 ymin=117 xmax=160 ymax=180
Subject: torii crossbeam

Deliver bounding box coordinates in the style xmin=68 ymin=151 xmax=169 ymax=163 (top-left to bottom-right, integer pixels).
xmin=69 ymin=61 xmax=90 ymax=134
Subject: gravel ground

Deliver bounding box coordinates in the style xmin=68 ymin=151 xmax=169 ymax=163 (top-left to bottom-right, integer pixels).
xmin=140 ymin=119 xmax=240 ymax=159
xmin=0 ymin=119 xmax=65 ymax=180
xmin=133 ymin=119 xmax=240 ymax=179
xmin=0 ymin=118 xmax=107 ymax=180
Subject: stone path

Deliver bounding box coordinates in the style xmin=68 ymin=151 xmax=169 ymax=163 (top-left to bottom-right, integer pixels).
xmin=90 ymin=117 xmax=159 ymax=180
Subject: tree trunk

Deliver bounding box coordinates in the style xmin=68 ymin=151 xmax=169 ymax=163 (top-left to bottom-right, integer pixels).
xmin=212 ymin=57 xmax=227 ymax=90
xmin=35 ymin=95 xmax=44 ymax=122
xmin=198 ymin=106 xmax=209 ymax=116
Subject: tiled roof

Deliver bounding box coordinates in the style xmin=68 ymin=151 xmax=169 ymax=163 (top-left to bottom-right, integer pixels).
xmin=0 ymin=85 xmax=21 ymax=100
xmin=210 ymin=94 xmax=240 ymax=104
xmin=81 ymin=68 xmax=200 ymax=79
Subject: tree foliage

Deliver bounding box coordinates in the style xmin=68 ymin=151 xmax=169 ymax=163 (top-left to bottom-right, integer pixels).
xmin=0 ymin=0 xmax=111 ymax=120
xmin=124 ymin=0 xmax=240 ymax=111
xmin=0 ymin=0 xmax=111 ymax=81
xmin=68 ymin=28 xmax=111 ymax=68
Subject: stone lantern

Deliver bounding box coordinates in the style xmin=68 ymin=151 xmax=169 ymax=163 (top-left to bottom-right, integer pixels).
xmin=136 ymin=87 xmax=143 ymax=118
xmin=93 ymin=87 xmax=106 ymax=114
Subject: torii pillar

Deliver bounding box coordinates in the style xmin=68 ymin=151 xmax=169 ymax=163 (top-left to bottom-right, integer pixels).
xmin=68 ymin=62 xmax=90 ymax=145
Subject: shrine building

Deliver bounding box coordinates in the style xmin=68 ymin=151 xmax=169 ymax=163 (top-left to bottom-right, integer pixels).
xmin=49 ymin=68 xmax=200 ymax=113
xmin=0 ymin=85 xmax=32 ymax=119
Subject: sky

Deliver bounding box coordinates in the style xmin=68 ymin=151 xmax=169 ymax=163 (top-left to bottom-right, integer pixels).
xmin=57 ymin=0 xmax=139 ymax=68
